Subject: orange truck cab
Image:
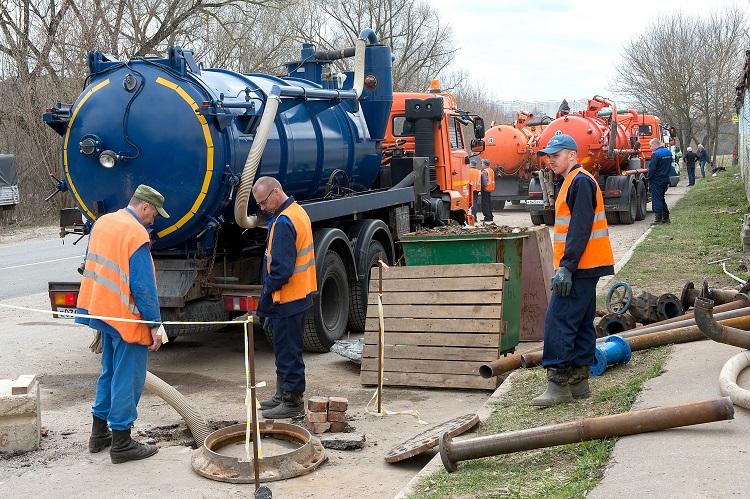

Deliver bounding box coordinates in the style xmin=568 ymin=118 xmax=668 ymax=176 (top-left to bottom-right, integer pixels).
xmin=382 ymin=82 xmax=485 ymax=223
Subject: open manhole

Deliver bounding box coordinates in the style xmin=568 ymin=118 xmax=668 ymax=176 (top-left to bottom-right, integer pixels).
xmin=192 ymin=421 xmax=326 ymax=483
xmin=384 ymin=413 xmax=479 ymax=463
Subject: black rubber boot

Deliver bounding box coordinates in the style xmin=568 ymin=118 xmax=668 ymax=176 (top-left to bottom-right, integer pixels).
xmin=259 ymin=376 xmax=283 ymax=410
xmin=569 ymin=366 xmax=591 ymax=400
xmin=662 ymin=211 xmax=671 ymax=224
xmin=88 ymin=415 xmax=112 ymax=453
xmin=261 ymin=391 xmax=304 ymax=419
xmin=110 ymin=428 xmax=158 ymax=464
xmin=531 ymin=368 xmax=572 ymax=407
xmin=650 ymin=212 xmax=662 ymax=225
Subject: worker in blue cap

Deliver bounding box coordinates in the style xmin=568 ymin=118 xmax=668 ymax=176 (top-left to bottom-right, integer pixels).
xmin=532 ymin=134 xmax=615 ymax=407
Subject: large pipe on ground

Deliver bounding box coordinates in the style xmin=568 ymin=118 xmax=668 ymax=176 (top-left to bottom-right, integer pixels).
xmin=479 ymin=304 xmax=750 ymax=378
xmin=719 ymin=352 xmax=750 ymax=410
xmin=145 ymin=371 xmax=211 ymax=446
xmin=638 ymin=295 xmax=749 ymax=330
xmin=519 ymin=314 xmax=750 ymax=369
xmin=439 ymin=398 xmax=734 ymax=472
xmin=694 ymin=297 xmax=750 ymax=349
xmin=681 ymin=281 xmax=744 ymax=310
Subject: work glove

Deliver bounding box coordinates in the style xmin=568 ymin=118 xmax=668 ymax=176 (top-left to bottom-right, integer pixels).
xmin=263 ymin=317 xmax=272 ymax=334
xmin=551 ymin=267 xmax=573 ymax=297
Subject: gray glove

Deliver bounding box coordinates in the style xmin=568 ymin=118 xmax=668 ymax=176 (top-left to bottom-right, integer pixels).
xmin=551 ymin=267 xmax=573 ymax=297
xmin=263 ymin=317 xmax=272 ymax=333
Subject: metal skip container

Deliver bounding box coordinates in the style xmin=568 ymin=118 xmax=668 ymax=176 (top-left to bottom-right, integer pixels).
xmin=399 ymin=232 xmax=525 ymax=353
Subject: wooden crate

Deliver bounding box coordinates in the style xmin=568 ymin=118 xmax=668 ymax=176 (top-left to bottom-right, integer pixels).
xmin=360 ymin=263 xmax=506 ymax=390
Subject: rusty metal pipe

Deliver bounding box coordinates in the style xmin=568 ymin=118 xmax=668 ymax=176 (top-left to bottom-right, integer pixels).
xmin=480 ymin=302 xmax=750 ymax=378
xmin=649 ymin=296 xmax=748 ymax=327
xmin=681 ymin=281 xmax=745 ymax=310
xmin=439 ymin=398 xmax=734 ymax=472
xmin=695 ymin=297 xmax=750 ymax=349
xmin=596 ymin=313 xmax=636 ymax=337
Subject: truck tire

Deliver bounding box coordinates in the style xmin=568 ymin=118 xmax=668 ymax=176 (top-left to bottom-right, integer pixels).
xmin=348 ymin=240 xmax=387 ymax=333
xmin=618 ymin=188 xmax=637 ymax=225
xmin=542 ymin=210 xmax=555 ymax=226
xmin=530 ymin=212 xmax=545 ymax=226
xmin=635 ymin=180 xmax=647 ymax=221
xmin=162 ymin=299 xmax=232 ymax=339
xmin=493 ymin=199 xmax=506 ymax=211
xmin=605 ymin=211 xmax=620 ymax=225
xmin=304 ymin=250 xmax=350 ymax=352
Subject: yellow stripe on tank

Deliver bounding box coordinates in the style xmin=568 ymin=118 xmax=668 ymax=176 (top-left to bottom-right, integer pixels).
xmin=63 ymin=79 xmax=111 ymax=221
xmin=154 ymin=76 xmax=214 ymax=238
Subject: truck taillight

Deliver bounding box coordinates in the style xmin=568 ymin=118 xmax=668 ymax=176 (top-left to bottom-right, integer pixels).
xmin=52 ymin=292 xmax=78 ymax=306
xmin=223 ymin=295 xmax=258 ymax=313
xmin=529 ymin=191 xmax=542 ymax=198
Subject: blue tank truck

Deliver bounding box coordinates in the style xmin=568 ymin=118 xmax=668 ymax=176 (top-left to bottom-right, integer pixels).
xmin=44 ymin=29 xmax=486 ymax=352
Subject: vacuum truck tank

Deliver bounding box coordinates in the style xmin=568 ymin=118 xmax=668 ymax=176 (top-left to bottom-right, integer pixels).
xmin=527 ymin=96 xmax=648 ymax=225
xmin=481 ymin=111 xmax=550 ymax=209
xmin=43 ymin=30 xmax=486 ymax=352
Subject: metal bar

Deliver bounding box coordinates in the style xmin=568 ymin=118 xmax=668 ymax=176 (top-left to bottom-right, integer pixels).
xmin=440 ymin=398 xmax=734 ymax=472
xmin=377 ymin=261 xmax=383 ymax=415
xmin=695 ymin=297 xmax=750 ymax=349
xmin=248 ymin=322 xmax=261 ymax=491
xmin=301 ymin=187 xmax=415 ymax=223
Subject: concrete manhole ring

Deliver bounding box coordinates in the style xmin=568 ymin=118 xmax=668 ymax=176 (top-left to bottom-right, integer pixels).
xmin=192 ymin=421 xmax=327 ymax=483
xmin=384 ymin=413 xmax=479 ymax=463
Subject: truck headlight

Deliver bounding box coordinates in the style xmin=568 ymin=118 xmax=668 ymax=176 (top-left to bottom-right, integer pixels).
xmin=98 ymin=150 xmax=118 ymax=168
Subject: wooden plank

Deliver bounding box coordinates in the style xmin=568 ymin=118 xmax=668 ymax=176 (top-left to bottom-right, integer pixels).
xmin=364 ymin=317 xmax=502 ymax=333
xmin=365 ymin=304 xmax=503 ymax=319
xmin=360 ymin=370 xmax=497 ymax=390
xmin=361 ymin=344 xmax=498 ymax=362
xmin=364 ymin=331 xmax=500 ymax=348
xmin=370 ymin=263 xmax=505 ymax=280
xmin=361 ymin=358 xmax=482 ymax=375
xmin=367 ymin=291 xmax=503 ymax=305
xmin=368 ymin=276 xmax=504 ymax=292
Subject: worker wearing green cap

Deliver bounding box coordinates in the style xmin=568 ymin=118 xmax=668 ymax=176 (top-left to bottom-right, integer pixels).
xmin=76 ymin=184 xmax=169 ymax=464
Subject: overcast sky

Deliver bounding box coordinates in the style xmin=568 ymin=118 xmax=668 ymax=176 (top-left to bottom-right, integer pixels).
xmin=431 ymin=0 xmax=750 ymax=102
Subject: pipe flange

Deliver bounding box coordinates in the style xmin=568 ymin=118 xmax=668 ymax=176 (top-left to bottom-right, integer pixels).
xmin=681 ymin=281 xmax=696 ymax=310
xmin=191 ymin=422 xmax=327 ymax=483
xmin=656 ymin=293 xmax=684 ymax=321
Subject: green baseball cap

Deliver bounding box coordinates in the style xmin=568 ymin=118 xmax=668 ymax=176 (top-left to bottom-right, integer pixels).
xmin=133 ymin=184 xmax=169 ymax=218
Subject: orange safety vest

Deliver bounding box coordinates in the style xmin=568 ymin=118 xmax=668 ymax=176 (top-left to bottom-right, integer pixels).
xmin=481 ymin=167 xmax=496 ymax=192
xmin=553 ymin=167 xmax=615 ymax=270
xmin=77 ymin=209 xmax=155 ymax=345
xmin=266 ymin=202 xmax=317 ymax=304
xmin=469 ymin=168 xmax=482 ymax=192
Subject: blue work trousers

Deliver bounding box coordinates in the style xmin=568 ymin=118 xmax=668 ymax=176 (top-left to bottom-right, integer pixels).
xmin=92 ymin=328 xmax=148 ymax=430
xmin=687 ymin=165 xmax=695 ymax=186
xmin=541 ymin=277 xmax=598 ymax=370
xmin=471 ymin=191 xmax=479 ymax=217
xmin=699 ymin=160 xmax=706 ymax=178
xmin=270 ymin=311 xmax=306 ymax=394
xmin=481 ymin=191 xmax=494 ymax=222
xmin=650 ymin=180 xmax=669 ymax=215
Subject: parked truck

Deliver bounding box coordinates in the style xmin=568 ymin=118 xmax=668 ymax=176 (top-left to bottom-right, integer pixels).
xmin=43 ymin=30 xmax=485 ymax=352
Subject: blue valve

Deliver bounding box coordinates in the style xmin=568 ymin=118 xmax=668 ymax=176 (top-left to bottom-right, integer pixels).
xmin=591 ymin=335 xmax=632 ymax=376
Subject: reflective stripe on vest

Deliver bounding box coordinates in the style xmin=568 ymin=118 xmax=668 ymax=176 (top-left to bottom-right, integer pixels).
xmin=266 ymin=202 xmax=317 ymax=304
xmin=552 ymin=167 xmax=615 ymax=270
xmin=76 ymin=209 xmax=154 ymax=345
xmin=482 ymin=168 xmax=496 ymax=192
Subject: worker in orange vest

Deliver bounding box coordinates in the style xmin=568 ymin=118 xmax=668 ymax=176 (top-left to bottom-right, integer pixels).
xmin=532 ymin=134 xmax=614 ymax=407
xmin=253 ymin=177 xmax=317 ymax=419
xmin=469 ymin=159 xmax=482 ymax=220
xmin=480 ymin=158 xmax=495 ymax=223
xmin=76 ymin=184 xmax=169 ymax=463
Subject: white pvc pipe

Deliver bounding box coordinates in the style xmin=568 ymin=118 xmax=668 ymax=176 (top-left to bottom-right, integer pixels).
xmin=719 ymin=350 xmax=750 ymax=410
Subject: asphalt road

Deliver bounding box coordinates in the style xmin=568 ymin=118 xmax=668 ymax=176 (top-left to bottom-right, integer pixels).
xmin=0 ymin=236 xmax=86 ymax=300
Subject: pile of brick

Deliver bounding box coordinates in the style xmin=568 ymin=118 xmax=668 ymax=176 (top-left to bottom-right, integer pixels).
xmin=305 ymin=396 xmax=348 ymax=434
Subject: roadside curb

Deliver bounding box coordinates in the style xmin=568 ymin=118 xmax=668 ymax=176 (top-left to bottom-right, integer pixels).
xmin=394 ymin=371 xmax=518 ymax=499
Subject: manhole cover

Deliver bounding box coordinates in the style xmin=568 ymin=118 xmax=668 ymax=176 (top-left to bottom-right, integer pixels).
xmin=384 ymin=413 xmax=479 ymax=463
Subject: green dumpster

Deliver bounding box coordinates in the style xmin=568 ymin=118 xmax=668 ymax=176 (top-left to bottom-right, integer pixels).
xmin=399 ymin=232 xmax=525 ymax=354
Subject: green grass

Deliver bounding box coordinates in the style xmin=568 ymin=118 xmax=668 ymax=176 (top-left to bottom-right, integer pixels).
xmin=409 ymin=162 xmax=747 ymax=499
xmin=409 ymin=348 xmax=668 ymax=499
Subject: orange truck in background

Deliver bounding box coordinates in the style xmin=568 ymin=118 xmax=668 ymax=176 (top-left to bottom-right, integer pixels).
xmin=480 ymin=111 xmax=552 ymax=210
xmin=382 ymin=81 xmax=486 ymax=224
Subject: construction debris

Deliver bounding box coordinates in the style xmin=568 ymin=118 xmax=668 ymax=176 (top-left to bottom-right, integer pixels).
xmin=305 ymin=397 xmax=350 ymax=434
xmin=320 ymin=433 xmax=366 ymax=451
xmin=0 ymin=375 xmax=41 ymax=455
xmin=412 ymin=224 xmax=525 ymax=236
xmin=384 ymin=413 xmax=478 ymax=463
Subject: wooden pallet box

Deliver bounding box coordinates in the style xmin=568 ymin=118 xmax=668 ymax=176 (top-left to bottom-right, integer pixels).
xmin=360 ymin=263 xmax=506 ymax=390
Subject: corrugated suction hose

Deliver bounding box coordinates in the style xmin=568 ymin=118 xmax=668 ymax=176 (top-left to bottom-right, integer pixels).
xmin=234 ymin=87 xmax=281 ymax=229
xmin=145 ymin=370 xmax=211 ymax=446
xmin=719 ymin=351 xmax=750 ymax=410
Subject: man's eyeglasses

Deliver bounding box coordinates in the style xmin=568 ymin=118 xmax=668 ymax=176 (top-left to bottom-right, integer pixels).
xmin=257 ymin=188 xmax=276 ymax=208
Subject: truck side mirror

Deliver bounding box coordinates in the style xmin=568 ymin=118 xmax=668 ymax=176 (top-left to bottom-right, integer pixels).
xmin=470 ymin=138 xmax=485 ymax=153
xmin=473 ymin=117 xmax=485 ymax=139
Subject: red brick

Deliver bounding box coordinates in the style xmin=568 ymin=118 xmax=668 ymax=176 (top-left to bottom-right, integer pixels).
xmin=329 ymin=422 xmax=347 ymax=433
xmin=309 ymin=422 xmax=330 ymax=434
xmin=328 ymin=397 xmax=348 ymax=412
xmin=307 ymin=397 xmax=328 ymax=412
xmin=306 ymin=411 xmax=328 ymax=423
xmin=327 ymin=410 xmax=346 ymax=423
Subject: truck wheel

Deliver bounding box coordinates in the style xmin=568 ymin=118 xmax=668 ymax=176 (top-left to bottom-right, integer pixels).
xmin=530 ymin=212 xmax=545 ymax=226
xmin=635 ymin=181 xmax=647 ymax=221
xmin=304 ymin=250 xmax=350 ymax=352
xmin=542 ymin=210 xmax=555 ymax=226
xmin=348 ymin=240 xmax=387 ymax=333
xmin=618 ymin=189 xmax=637 ymax=225
xmin=605 ymin=211 xmax=620 ymax=225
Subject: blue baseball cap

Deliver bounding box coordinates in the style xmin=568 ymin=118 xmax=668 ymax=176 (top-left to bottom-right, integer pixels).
xmin=537 ymin=133 xmax=578 ymax=156
xmin=470 ymin=159 xmax=477 ymax=166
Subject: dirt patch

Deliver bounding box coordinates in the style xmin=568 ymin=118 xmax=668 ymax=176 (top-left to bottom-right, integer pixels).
xmin=0 ymin=223 xmax=58 ymax=246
